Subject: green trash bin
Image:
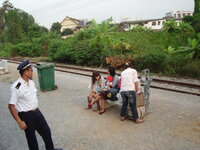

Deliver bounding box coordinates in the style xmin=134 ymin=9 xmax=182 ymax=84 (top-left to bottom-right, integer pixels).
xmin=36 ymin=63 xmax=55 ymax=92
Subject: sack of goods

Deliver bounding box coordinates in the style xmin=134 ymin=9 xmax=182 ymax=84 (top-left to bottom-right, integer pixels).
xmin=127 ymin=92 xmax=146 ymax=119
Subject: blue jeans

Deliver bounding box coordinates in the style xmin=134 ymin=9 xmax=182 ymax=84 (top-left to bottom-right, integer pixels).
xmin=120 ymin=91 xmax=138 ymax=120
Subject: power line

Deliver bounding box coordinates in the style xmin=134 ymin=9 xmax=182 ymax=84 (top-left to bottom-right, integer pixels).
xmin=34 ymin=0 xmax=111 ymax=18
xmin=30 ymin=0 xmax=83 ymax=14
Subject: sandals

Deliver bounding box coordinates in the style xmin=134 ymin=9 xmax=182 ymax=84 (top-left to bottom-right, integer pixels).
xmin=84 ymin=103 xmax=92 ymax=110
xmin=135 ymin=119 xmax=143 ymax=123
xmin=84 ymin=106 xmax=92 ymax=110
xmin=93 ymin=107 xmax=100 ymax=112
xmin=121 ymin=116 xmax=127 ymax=121
xmin=99 ymin=110 xmax=106 ymax=115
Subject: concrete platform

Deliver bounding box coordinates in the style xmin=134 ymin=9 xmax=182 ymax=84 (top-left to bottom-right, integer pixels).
xmin=0 ymin=63 xmax=200 ymax=150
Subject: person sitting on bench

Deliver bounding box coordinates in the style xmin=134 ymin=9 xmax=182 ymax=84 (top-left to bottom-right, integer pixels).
xmin=85 ymin=72 xmax=105 ymax=111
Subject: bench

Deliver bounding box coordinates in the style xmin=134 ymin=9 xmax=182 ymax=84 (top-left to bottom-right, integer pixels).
xmin=0 ymin=60 xmax=8 ymax=74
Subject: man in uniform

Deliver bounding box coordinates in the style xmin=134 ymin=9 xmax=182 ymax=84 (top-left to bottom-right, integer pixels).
xmin=8 ymin=60 xmax=62 ymax=150
xmin=120 ymin=63 xmax=143 ymax=123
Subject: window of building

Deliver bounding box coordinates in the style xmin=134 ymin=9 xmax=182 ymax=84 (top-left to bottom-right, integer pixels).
xmin=123 ymin=24 xmax=129 ymax=29
xmin=187 ymin=13 xmax=191 ymax=16
xmin=162 ymin=21 xmax=165 ymax=25
xmin=183 ymin=13 xmax=186 ymax=17
xmin=178 ymin=14 xmax=181 ymax=18
xmin=158 ymin=21 xmax=160 ymax=25
xmin=152 ymin=22 xmax=156 ymax=26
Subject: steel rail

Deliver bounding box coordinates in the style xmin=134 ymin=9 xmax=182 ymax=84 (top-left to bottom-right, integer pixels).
xmin=3 ymin=57 xmax=200 ymax=89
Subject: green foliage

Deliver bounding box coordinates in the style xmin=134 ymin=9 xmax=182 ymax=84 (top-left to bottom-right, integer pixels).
xmin=11 ymin=43 xmax=32 ymax=56
xmin=0 ymin=1 xmax=48 ymax=43
xmin=2 ymin=0 xmax=14 ymax=11
xmin=183 ymin=16 xmax=194 ymax=23
xmin=18 ymin=10 xmax=35 ymax=32
xmin=75 ymin=28 xmax=95 ymax=40
xmin=50 ymin=22 xmax=61 ymax=33
xmin=178 ymin=22 xmax=194 ymax=33
xmin=0 ymin=43 xmax=13 ymax=56
xmin=194 ymin=0 xmax=200 ymax=15
xmin=183 ymin=14 xmax=200 ymax=32
xmin=163 ymin=19 xmax=178 ymax=33
xmin=177 ymin=60 xmax=200 ymax=78
xmin=4 ymin=9 xmax=23 ymax=43
xmin=112 ymin=39 xmax=132 ymax=55
xmin=135 ymin=51 xmax=168 ymax=73
xmin=27 ymin=24 xmax=48 ymax=39
xmin=48 ymin=39 xmax=73 ymax=62
xmin=191 ymin=14 xmax=200 ymax=32
xmin=176 ymin=35 xmax=200 ymax=60
xmin=164 ymin=46 xmax=176 ymax=55
xmin=61 ymin=28 xmax=73 ymax=36
xmin=72 ymin=41 xmax=102 ymax=65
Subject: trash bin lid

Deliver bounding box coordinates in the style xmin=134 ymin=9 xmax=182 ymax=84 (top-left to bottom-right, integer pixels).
xmin=35 ymin=63 xmax=55 ymax=69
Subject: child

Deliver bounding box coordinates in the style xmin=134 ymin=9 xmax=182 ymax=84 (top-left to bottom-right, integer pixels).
xmin=103 ymin=76 xmax=113 ymax=91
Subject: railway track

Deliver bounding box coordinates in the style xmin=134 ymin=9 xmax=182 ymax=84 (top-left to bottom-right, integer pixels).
xmin=1 ymin=57 xmax=200 ymax=96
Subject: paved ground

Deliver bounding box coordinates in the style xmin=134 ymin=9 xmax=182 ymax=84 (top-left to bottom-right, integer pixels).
xmin=0 ymin=63 xmax=200 ymax=150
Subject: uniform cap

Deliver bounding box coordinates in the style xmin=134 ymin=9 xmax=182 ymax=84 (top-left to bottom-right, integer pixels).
xmin=17 ymin=60 xmax=31 ymax=70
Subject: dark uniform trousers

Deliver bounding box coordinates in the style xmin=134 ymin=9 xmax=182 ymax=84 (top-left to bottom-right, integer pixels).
xmin=18 ymin=109 xmax=54 ymax=150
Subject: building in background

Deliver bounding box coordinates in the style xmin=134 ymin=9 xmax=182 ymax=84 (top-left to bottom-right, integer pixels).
xmin=165 ymin=10 xmax=193 ymax=19
xmin=120 ymin=10 xmax=193 ymax=31
xmin=60 ymin=16 xmax=88 ymax=33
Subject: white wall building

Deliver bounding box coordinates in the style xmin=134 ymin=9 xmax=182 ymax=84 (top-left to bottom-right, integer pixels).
xmin=166 ymin=10 xmax=193 ymax=19
xmin=120 ymin=10 xmax=193 ymax=31
xmin=121 ymin=18 xmax=167 ymax=31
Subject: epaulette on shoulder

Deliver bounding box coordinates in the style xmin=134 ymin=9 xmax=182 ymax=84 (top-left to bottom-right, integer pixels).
xmin=15 ymin=82 xmax=21 ymax=89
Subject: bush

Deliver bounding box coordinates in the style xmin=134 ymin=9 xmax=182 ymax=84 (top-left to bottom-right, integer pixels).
xmin=72 ymin=41 xmax=102 ymax=65
xmin=106 ymin=55 xmax=132 ymax=68
xmin=135 ymin=51 xmax=168 ymax=73
xmin=183 ymin=14 xmax=200 ymax=32
xmin=11 ymin=43 xmax=32 ymax=56
xmin=0 ymin=43 xmax=13 ymax=57
xmin=62 ymin=28 xmax=73 ymax=36
xmin=177 ymin=61 xmax=200 ymax=78
xmin=48 ymin=39 xmax=73 ymax=62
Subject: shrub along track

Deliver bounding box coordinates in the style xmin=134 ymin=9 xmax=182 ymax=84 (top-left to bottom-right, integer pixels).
xmin=1 ymin=57 xmax=200 ymax=96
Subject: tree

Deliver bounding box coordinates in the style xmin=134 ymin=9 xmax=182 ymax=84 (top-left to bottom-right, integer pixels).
xmin=27 ymin=24 xmax=48 ymax=39
xmin=176 ymin=34 xmax=200 ymax=60
xmin=194 ymin=0 xmax=200 ymax=15
xmin=183 ymin=14 xmax=200 ymax=32
xmin=0 ymin=7 xmax=5 ymax=35
xmin=163 ymin=19 xmax=178 ymax=33
xmin=61 ymin=28 xmax=73 ymax=36
xmin=0 ymin=0 xmax=14 ymax=35
xmin=18 ymin=10 xmax=35 ymax=32
xmin=5 ymin=9 xmax=23 ymax=42
xmin=2 ymin=0 xmax=14 ymax=12
xmin=50 ymin=22 xmax=61 ymax=33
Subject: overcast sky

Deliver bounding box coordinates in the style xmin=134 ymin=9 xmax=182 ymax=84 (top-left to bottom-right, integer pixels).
xmin=1 ymin=0 xmax=194 ymax=28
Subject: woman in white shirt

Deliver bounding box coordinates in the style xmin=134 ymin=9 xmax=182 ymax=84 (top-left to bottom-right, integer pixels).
xmin=85 ymin=72 xmax=105 ymax=111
